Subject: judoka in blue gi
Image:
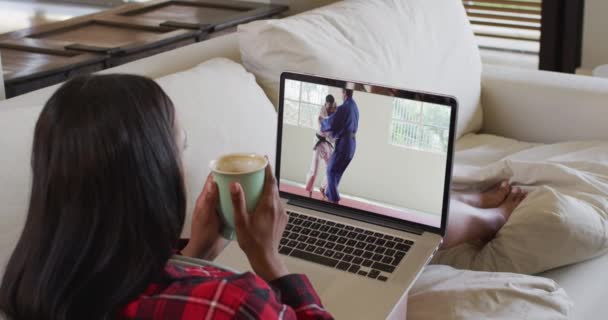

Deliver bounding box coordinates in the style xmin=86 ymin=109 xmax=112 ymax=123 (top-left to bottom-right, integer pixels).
xmin=320 ymin=88 xmax=359 ymax=203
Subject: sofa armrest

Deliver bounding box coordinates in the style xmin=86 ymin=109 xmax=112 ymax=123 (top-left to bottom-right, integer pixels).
xmin=480 ymin=64 xmax=608 ymax=143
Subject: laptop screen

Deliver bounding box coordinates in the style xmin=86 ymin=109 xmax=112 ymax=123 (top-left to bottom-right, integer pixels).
xmin=277 ymin=73 xmax=456 ymax=230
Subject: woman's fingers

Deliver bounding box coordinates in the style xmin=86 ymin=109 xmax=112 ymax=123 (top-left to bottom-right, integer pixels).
xmin=195 ymin=174 xmax=215 ymax=210
xmin=231 ymin=182 xmax=249 ymax=230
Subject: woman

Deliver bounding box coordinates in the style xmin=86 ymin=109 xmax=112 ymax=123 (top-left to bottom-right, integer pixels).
xmin=0 ymin=75 xmax=333 ymax=320
xmin=305 ymin=94 xmax=337 ymax=199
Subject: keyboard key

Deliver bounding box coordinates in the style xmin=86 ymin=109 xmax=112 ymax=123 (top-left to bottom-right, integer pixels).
xmin=280 ymin=238 xmax=288 ymax=245
xmin=368 ymin=270 xmax=380 ymax=279
xmin=394 ymin=238 xmax=404 ymax=243
xmin=314 ymin=247 xmax=326 ymax=255
xmin=328 ymin=235 xmax=338 ymax=242
xmin=283 ymin=231 xmax=290 ymax=238
xmin=326 ymin=221 xmax=336 ymax=226
xmin=289 ymin=233 xmax=298 ymax=240
xmin=336 ymin=223 xmax=345 ymax=228
xmin=325 ymin=242 xmax=335 ymax=249
xmin=362 ymin=251 xmax=373 ymax=259
xmin=320 ymin=226 xmax=330 ymax=232
xmin=330 ymin=227 xmax=340 ymax=233
xmin=391 ymin=252 xmax=405 ymax=266
xmin=335 ymin=244 xmax=345 ymax=252
xmin=356 ymin=234 xmax=367 ymax=241
xmin=301 ymin=229 xmax=311 ymax=235
xmin=364 ymin=230 xmax=374 ymax=235
xmin=311 ymin=230 xmax=320 ymax=237
xmin=279 ymin=246 xmax=292 ymax=255
xmin=324 ymin=250 xmax=335 ymax=258
xmin=383 ymin=235 xmax=394 ymax=240
xmin=347 ymin=239 xmax=357 ymax=246
xmin=343 ymin=255 xmax=354 ymax=262
xmin=365 ymin=237 xmax=376 ymax=244
xmin=302 ymin=221 xmax=312 ymax=228
xmin=334 ymin=252 xmax=344 ymax=260
xmin=311 ymin=223 xmax=322 ymax=230
xmin=365 ymin=244 xmax=376 ymax=251
xmin=375 ymin=239 xmax=386 ymax=246
xmin=395 ymin=243 xmax=411 ymax=252
xmin=372 ymin=262 xmax=396 ymax=273
xmin=345 ymin=225 xmax=354 ymax=231
xmin=306 ymin=238 xmax=316 ymax=244
xmin=305 ymin=245 xmax=316 ymax=252
xmin=353 ymin=257 xmax=364 ymax=265
xmin=288 ymin=240 xmax=298 ymax=247
xmin=385 ymin=241 xmax=396 ymax=249
xmin=405 ymin=240 xmax=415 ymax=246
xmin=372 ymin=254 xmax=383 ymax=262
xmin=289 ymin=212 xmax=300 ymax=217
xmin=338 ymin=230 xmax=349 ymax=237
xmin=374 ymin=232 xmax=383 ymax=238
xmin=298 ymin=235 xmax=308 ymax=242
xmin=343 ymin=247 xmax=354 ymax=254
xmin=288 ymin=216 xmax=295 ymax=223
xmin=362 ymin=259 xmax=373 ymax=267
xmin=353 ymin=249 xmax=364 ymax=256
xmin=316 ymin=240 xmax=326 ymax=247
xmin=354 ymin=228 xmax=364 ymax=233
xmin=293 ymin=226 xmax=302 ymax=233
xmin=356 ymin=242 xmax=366 ymax=249
xmin=347 ymin=232 xmax=357 ymax=239
xmin=348 ymin=265 xmax=360 ymax=273
xmin=337 ymin=237 xmax=348 ymax=244
xmin=385 ymin=249 xmax=396 ymax=256
xmin=320 ymin=233 xmax=330 ymax=240
xmin=337 ymin=261 xmax=350 ymax=271
xmin=378 ymin=276 xmax=388 ymax=282
xmin=291 ymin=249 xmax=339 ymax=268
xmin=285 ymin=224 xmax=293 ymax=231
xmin=297 ymin=243 xmax=307 ymax=250
xmin=375 ymin=247 xmax=386 ymax=255
xmin=382 ymin=256 xmax=393 ymax=264
xmin=307 ymin=216 xmax=317 ymax=222
xmin=293 ymin=219 xmax=303 ymax=226
xmin=358 ymin=270 xmax=368 ymax=276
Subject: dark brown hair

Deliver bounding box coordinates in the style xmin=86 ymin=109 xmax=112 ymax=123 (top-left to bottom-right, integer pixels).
xmin=0 ymin=74 xmax=186 ymax=319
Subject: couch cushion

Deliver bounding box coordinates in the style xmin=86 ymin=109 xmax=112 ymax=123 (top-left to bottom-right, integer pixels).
xmin=156 ymin=58 xmax=277 ymax=236
xmin=238 ymin=0 xmax=483 ymax=139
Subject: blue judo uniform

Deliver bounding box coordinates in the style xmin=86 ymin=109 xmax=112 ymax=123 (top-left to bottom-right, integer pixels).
xmin=321 ymin=96 xmax=359 ymax=203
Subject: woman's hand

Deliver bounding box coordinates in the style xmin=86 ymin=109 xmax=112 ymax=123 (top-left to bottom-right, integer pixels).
xmin=181 ymin=174 xmax=228 ymax=260
xmin=231 ymin=164 xmax=289 ymax=282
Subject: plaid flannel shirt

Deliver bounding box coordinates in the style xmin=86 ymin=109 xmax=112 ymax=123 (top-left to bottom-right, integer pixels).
xmin=119 ymin=261 xmax=334 ymax=319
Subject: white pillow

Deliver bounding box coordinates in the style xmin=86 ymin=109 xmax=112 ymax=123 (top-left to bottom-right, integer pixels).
xmin=156 ymin=58 xmax=278 ymax=236
xmin=238 ymin=0 xmax=483 ymax=139
xmin=434 ymin=135 xmax=608 ymax=274
xmin=408 ymin=265 xmax=572 ymax=320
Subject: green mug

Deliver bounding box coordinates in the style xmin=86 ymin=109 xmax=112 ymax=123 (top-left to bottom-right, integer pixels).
xmin=209 ymin=153 xmax=268 ymax=240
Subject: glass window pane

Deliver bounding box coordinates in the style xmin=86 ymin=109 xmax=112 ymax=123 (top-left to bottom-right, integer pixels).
xmin=301 ymin=83 xmax=328 ymax=105
xmin=299 ymin=103 xmax=322 ymax=129
xmin=420 ymin=126 xmax=448 ymax=152
xmin=392 ymin=99 xmax=421 ymax=123
xmin=390 ymin=121 xmax=420 ymax=149
xmin=422 ymin=103 xmax=451 ymax=128
xmin=284 ymin=99 xmax=299 ymax=126
xmin=285 ymin=80 xmax=301 ymax=100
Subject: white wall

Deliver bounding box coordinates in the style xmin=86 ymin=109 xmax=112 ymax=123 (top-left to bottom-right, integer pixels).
xmin=581 ymin=0 xmax=608 ymax=73
xmin=280 ymin=87 xmax=447 ymax=215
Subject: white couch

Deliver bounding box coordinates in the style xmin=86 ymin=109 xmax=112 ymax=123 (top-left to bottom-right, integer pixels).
xmin=1 ymin=8 xmax=608 ymax=320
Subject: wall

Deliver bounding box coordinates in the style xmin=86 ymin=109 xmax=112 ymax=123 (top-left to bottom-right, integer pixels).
xmin=280 ymin=87 xmax=447 ymax=215
xmin=580 ymin=0 xmax=608 ymax=73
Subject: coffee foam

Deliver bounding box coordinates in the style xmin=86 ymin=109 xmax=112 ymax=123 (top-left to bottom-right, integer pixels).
xmin=215 ymin=154 xmax=266 ymax=173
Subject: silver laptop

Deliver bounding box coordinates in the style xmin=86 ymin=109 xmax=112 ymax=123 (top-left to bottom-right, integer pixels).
xmin=216 ymin=72 xmax=457 ymax=319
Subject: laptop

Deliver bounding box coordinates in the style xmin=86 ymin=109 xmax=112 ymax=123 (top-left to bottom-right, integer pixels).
xmin=216 ymin=72 xmax=458 ymax=319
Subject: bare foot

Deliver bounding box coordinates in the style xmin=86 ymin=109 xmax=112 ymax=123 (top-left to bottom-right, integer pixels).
xmin=454 ymin=180 xmax=511 ymax=209
xmin=480 ymin=188 xmax=527 ymax=241
xmin=320 ymin=187 xmax=327 ymax=200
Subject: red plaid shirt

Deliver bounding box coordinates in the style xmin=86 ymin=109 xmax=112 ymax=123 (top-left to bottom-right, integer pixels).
xmin=119 ymin=261 xmax=334 ymax=319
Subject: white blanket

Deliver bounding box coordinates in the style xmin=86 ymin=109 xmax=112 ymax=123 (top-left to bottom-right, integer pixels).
xmin=434 ymin=134 xmax=608 ymax=274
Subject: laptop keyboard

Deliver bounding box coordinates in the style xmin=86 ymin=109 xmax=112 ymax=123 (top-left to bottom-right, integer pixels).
xmin=278 ymin=211 xmax=414 ymax=282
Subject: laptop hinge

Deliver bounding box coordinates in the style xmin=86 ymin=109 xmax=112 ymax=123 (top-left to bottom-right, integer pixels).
xmin=288 ymin=199 xmax=425 ymax=236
